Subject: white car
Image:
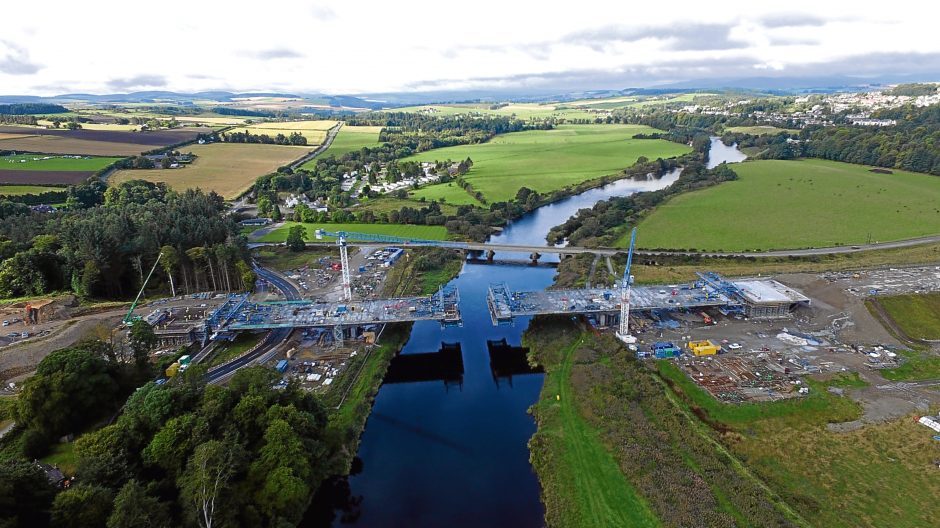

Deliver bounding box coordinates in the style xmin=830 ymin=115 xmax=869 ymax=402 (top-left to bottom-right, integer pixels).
xmin=727 ymin=343 xmax=742 ymax=350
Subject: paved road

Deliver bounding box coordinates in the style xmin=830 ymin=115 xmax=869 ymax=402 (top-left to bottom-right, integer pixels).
xmin=247 ymin=233 xmax=940 ymax=260
xmin=205 ymin=265 xmax=298 ymax=383
xmin=288 ymin=122 xmax=343 ymax=171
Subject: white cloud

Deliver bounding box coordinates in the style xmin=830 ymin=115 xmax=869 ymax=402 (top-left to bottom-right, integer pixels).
xmin=0 ymin=0 xmax=938 ymax=95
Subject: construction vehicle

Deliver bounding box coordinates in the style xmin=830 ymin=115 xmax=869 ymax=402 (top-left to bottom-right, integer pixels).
xmin=123 ymin=252 xmax=164 ymax=325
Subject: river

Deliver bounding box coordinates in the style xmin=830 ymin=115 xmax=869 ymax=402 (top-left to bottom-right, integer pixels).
xmin=305 ymin=138 xmax=743 ymax=527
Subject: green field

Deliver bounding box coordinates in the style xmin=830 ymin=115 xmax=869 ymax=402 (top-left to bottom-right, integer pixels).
xmin=300 ymin=125 xmax=385 ymax=170
xmin=255 ymin=222 xmax=448 ymax=243
xmin=408 ymin=182 xmax=481 ymax=206
xmin=0 ymin=154 xmax=123 ymax=171
xmin=725 ymin=125 xmax=799 ymax=136
xmin=326 ymin=125 xmax=384 ymax=156
xmin=405 ymin=125 xmax=690 ymax=203
xmin=878 ymin=293 xmax=940 ymax=340
xmin=636 ymin=159 xmax=940 ymax=251
xmin=353 ymin=195 xmax=459 ymax=216
xmin=0 ymin=184 xmax=65 ymax=195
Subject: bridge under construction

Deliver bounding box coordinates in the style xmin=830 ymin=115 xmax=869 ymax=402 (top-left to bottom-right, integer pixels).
xmin=487 ymin=272 xmax=810 ymax=326
xmin=202 ymin=271 xmax=809 ymax=339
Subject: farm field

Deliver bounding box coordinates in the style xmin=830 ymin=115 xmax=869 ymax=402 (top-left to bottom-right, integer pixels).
xmin=876 ymin=292 xmax=940 ymax=340
xmin=111 ymin=143 xmax=310 ymax=199
xmin=0 ymin=185 xmax=65 ymax=195
xmin=0 ymin=125 xmax=211 ymax=156
xmin=254 ymin=222 xmax=448 ymax=243
xmin=635 ymin=159 xmax=940 ymax=251
xmin=0 ymin=154 xmax=122 ymax=171
xmin=353 ymin=195 xmax=459 ymax=216
xmin=405 ymin=124 xmax=690 ymax=203
xmin=37 ymin=120 xmax=141 ymax=131
xmin=226 ymin=120 xmax=337 ymax=144
xmin=408 ymin=182 xmax=480 ymax=206
xmin=725 ymin=125 xmax=799 ymax=135
xmin=248 ymin=120 xmax=337 ymax=131
xmin=319 ymin=125 xmax=384 ymax=158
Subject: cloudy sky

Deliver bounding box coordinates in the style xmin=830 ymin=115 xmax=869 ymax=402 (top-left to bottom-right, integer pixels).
xmin=2 ymin=0 xmax=939 ymax=96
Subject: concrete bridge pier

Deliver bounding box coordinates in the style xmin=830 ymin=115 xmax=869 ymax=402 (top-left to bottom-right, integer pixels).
xmin=529 ymin=252 xmax=541 ymax=264
xmin=487 ymin=249 xmax=496 ymax=262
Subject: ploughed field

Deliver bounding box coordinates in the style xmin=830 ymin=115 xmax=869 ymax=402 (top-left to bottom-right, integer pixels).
xmin=635 ymin=159 xmax=940 ymax=251
xmin=404 ymin=124 xmax=690 ymax=204
xmin=110 ymin=143 xmax=312 ymax=199
xmin=0 ymin=125 xmax=212 ymax=156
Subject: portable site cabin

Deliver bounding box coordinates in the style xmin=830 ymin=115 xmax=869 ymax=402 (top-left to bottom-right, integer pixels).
xmin=652 ymin=341 xmax=682 ymax=359
xmin=688 ymin=340 xmax=720 ymax=356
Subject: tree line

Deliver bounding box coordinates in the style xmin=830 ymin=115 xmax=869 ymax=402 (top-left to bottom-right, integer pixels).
xmin=221 ymin=130 xmax=308 ymax=146
xmin=0 ymin=103 xmax=69 ymax=115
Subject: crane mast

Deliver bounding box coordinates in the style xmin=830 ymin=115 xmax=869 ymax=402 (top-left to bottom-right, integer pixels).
xmin=338 ymin=235 xmax=352 ymax=301
xmin=616 ymin=228 xmax=637 ymax=346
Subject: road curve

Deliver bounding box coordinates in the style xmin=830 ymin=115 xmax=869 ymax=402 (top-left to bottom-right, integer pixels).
xmin=205 ymin=265 xmax=299 ymax=383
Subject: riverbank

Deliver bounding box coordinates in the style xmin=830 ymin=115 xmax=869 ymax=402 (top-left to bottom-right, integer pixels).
xmin=523 ymin=316 xmax=810 ymax=527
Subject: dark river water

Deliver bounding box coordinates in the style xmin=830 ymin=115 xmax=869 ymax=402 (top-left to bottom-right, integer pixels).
xmin=304 ymin=138 xmax=742 ymax=527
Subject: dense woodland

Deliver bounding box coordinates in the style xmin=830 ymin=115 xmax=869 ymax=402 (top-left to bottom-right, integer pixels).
xmin=0 ymin=180 xmax=253 ymax=299
xmin=0 ymin=103 xmax=69 ymax=115
xmin=0 ymin=340 xmax=335 ymax=528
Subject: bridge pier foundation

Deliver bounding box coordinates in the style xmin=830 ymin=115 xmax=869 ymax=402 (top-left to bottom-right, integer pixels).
xmin=487 ymin=249 xmax=495 ymax=262
xmin=530 ymin=252 xmax=541 ymax=264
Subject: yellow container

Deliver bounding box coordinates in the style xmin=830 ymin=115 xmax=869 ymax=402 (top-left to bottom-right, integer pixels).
xmin=165 ymin=362 xmax=180 ymax=377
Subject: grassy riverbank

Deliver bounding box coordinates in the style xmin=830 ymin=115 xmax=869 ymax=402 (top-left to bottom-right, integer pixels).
xmin=524 ymin=316 xmax=802 ymax=527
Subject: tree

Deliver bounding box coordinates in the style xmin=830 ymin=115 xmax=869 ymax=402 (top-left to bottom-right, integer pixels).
xmin=159 ymin=246 xmax=180 ymax=297
xmin=179 ymin=439 xmax=238 ymax=528
xmin=16 ymin=345 xmax=119 ymax=441
xmin=127 ymin=320 xmax=157 ymax=368
xmin=107 ymin=479 xmax=171 ymax=528
xmin=0 ymin=460 xmax=56 ymax=528
xmin=51 ymin=483 xmax=114 ymax=528
xmin=285 ymin=225 xmax=306 ymax=252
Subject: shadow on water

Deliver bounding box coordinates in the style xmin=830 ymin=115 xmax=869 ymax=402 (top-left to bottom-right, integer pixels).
xmin=384 ymin=342 xmax=465 ymax=389
xmin=487 ymin=338 xmax=544 ymax=389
